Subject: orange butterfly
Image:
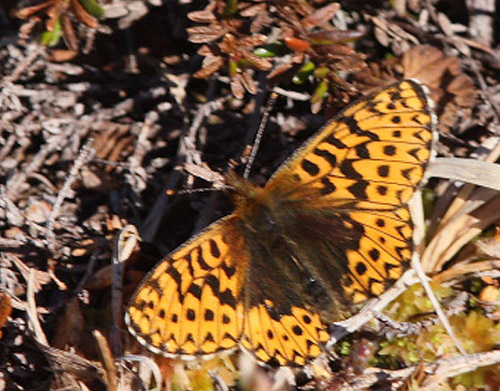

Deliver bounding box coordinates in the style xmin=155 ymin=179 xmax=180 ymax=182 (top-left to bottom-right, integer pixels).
xmin=126 ymin=79 xmax=436 ymax=366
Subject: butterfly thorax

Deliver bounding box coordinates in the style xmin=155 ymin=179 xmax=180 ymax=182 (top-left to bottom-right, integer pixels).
xmin=226 ymin=171 xmax=299 ymax=241
xmin=225 ymin=170 xmax=351 ymax=322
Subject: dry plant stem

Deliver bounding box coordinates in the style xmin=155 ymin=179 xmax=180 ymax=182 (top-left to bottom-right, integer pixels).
xmin=434 ymin=259 xmax=500 ymax=284
xmin=94 ymin=330 xmax=118 ymax=391
xmin=328 ymin=269 xmax=419 ymax=349
xmin=6 ymin=126 xmax=75 ymax=198
xmin=26 ymin=268 xmax=49 ymax=345
xmin=74 ymin=249 xmax=100 ymax=295
xmin=46 ymin=138 xmax=95 ymax=249
xmin=2 ymin=45 xmax=46 ymax=84
xmin=345 ymin=349 xmax=500 ymax=391
xmin=110 ymin=226 xmax=139 ymax=356
xmin=96 ymin=86 xmax=169 ymax=122
xmin=375 ymin=293 xmax=466 ymax=337
xmin=410 ymin=190 xmax=466 ymax=354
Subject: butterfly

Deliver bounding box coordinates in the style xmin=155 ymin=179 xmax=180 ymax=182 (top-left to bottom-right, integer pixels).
xmin=125 ymin=79 xmax=436 ymax=367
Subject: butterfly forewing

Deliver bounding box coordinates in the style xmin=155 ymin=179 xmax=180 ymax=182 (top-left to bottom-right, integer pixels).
xmin=265 ymin=79 xmax=435 ymax=303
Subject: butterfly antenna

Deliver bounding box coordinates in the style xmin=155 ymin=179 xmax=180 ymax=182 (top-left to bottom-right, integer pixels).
xmin=166 ymin=186 xmax=234 ymax=196
xmin=243 ymin=92 xmax=278 ymax=180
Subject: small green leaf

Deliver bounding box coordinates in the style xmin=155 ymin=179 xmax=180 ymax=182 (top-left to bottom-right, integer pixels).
xmin=41 ymin=19 xmax=63 ymax=47
xmin=311 ymin=80 xmax=329 ymax=104
xmin=228 ymin=60 xmax=238 ymax=77
xmin=254 ymin=42 xmax=289 ymax=57
xmin=292 ymin=61 xmax=315 ymax=84
xmin=339 ymin=340 xmax=352 ymax=355
xmin=79 ymin=0 xmax=105 ymax=18
xmin=313 ymin=66 xmax=329 ymax=79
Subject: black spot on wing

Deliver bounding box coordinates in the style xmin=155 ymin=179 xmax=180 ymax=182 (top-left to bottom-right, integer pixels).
xmin=320 ymin=177 xmax=336 ymax=195
xmin=340 ymin=160 xmax=362 ymax=179
xmin=314 ymin=147 xmax=337 ymax=167
xmin=378 ymin=165 xmax=390 ymax=178
xmin=302 ymin=159 xmax=320 ymax=176
xmin=347 ymin=180 xmax=369 ymax=199
xmin=210 ymin=239 xmax=221 ymax=258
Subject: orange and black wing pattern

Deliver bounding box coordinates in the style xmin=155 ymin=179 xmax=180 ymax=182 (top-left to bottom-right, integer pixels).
xmin=266 ymin=79 xmax=436 ymax=303
xmin=126 ymin=215 xmax=246 ymax=358
xmin=126 ymin=79 xmax=436 ymax=367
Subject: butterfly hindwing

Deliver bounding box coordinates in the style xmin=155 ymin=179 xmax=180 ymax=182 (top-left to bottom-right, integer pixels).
xmin=126 ymin=215 xmax=246 ymax=357
xmin=241 ymin=302 xmax=329 ymax=366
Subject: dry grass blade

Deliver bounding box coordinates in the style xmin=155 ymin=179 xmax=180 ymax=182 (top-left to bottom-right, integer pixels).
xmin=26 ymin=269 xmax=49 ymax=346
xmin=428 ymin=158 xmax=500 ymax=192
xmin=111 ymin=225 xmax=139 ymax=356
xmin=433 ymin=260 xmax=500 ymax=284
xmin=422 ymin=192 xmax=500 ymax=273
xmin=434 ymin=141 xmax=500 ymax=230
xmin=422 ymin=156 xmax=500 ymax=273
xmin=94 ymin=330 xmax=118 ymax=391
xmin=39 ymin=344 xmax=105 ymax=387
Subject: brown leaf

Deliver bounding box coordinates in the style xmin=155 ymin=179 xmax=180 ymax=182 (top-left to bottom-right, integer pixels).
xmin=15 ymin=1 xmax=54 ymax=19
xmin=302 ymin=2 xmax=340 ymax=29
xmin=48 ymin=49 xmax=79 ymax=62
xmin=70 ymin=0 xmax=99 ymax=29
xmin=230 ymin=73 xmax=245 ymax=99
xmin=240 ymin=3 xmax=266 ymax=17
xmin=238 ymin=34 xmax=267 ymax=47
xmin=250 ymin=11 xmax=271 ymax=34
xmin=402 ymin=45 xmax=452 ymax=86
xmin=61 ymin=14 xmax=79 ymax=51
xmin=241 ymin=50 xmax=272 ymax=70
xmin=309 ymin=30 xmax=365 ymax=45
xmin=187 ymin=10 xmax=216 ymax=23
xmin=401 ymin=45 xmax=476 ymax=132
xmin=197 ymin=44 xmax=214 ymax=56
xmin=46 ymin=3 xmax=62 ymax=32
xmin=239 ymin=69 xmax=257 ymax=95
xmin=194 ymin=55 xmax=224 ymax=78
xmin=447 ymin=73 xmax=477 ymax=107
xmin=187 ymin=25 xmax=227 ymax=43
xmin=0 ymin=293 xmax=12 ymax=339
